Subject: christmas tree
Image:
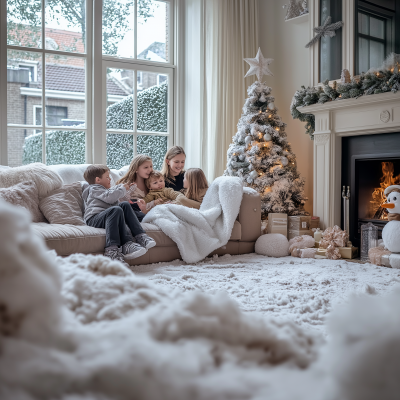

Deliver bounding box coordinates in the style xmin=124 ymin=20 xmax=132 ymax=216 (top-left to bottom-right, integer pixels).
xmin=224 ymin=49 xmax=308 ymax=219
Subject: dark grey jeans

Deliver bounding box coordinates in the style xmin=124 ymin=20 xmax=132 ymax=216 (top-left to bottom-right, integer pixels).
xmin=87 ymin=202 xmax=145 ymax=248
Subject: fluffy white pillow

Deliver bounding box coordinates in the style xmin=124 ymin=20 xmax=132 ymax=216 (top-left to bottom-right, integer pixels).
xmin=255 ymin=233 xmax=290 ymax=257
xmin=0 ymin=163 xmax=62 ymax=198
xmin=0 ymin=181 xmax=46 ymax=223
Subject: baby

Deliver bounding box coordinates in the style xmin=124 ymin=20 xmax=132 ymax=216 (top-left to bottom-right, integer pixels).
xmin=143 ymin=171 xmax=182 ymax=205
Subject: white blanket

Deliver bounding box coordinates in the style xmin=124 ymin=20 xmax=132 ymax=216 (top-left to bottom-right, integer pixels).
xmin=143 ymin=176 xmax=243 ymax=263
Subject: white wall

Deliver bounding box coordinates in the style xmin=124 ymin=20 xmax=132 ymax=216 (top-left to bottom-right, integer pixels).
xmin=258 ymin=0 xmax=314 ymax=215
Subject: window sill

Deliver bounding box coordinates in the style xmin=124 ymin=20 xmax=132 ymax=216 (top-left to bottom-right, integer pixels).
xmin=285 ymin=13 xmax=309 ymax=25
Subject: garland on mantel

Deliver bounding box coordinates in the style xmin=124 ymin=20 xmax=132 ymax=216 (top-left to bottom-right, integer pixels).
xmin=291 ymin=57 xmax=400 ymax=139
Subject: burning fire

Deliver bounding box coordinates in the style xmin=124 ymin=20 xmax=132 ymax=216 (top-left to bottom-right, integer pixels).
xmin=370 ymin=162 xmax=400 ymax=219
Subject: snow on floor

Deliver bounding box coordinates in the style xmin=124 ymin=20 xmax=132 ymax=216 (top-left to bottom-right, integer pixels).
xmin=132 ymin=253 xmax=400 ymax=333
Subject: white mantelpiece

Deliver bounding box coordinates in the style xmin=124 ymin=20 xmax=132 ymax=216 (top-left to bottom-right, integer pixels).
xmin=297 ymin=91 xmax=400 ymax=230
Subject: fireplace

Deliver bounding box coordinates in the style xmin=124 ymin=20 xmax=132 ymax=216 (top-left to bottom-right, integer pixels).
xmin=342 ymin=132 xmax=400 ymax=248
xmin=297 ymin=90 xmax=400 ymax=242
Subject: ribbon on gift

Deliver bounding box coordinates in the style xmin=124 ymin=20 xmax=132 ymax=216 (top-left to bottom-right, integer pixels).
xmin=319 ymin=225 xmax=349 ymax=260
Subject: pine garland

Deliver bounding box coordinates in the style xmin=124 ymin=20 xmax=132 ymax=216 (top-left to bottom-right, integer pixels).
xmin=291 ymin=70 xmax=400 ymax=139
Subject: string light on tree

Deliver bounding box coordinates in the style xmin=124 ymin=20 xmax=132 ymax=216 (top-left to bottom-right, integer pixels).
xmin=224 ymin=49 xmax=308 ymax=219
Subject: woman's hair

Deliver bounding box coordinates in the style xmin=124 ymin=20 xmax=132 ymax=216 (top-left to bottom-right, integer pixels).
xmin=161 ymin=146 xmax=186 ymax=182
xmin=117 ymin=155 xmax=152 ymax=185
xmin=184 ymin=168 xmax=208 ymax=201
xmin=84 ymin=164 xmax=109 ymax=185
xmin=145 ymin=170 xmax=164 ymax=189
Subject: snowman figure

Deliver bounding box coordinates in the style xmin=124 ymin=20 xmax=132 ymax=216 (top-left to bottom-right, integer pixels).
xmin=382 ymin=185 xmax=400 ymax=253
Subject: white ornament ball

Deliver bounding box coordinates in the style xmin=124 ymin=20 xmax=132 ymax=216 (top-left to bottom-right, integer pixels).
xmin=245 ymin=135 xmax=252 ymax=145
xmin=281 ymin=156 xmax=288 ymax=166
xmin=260 ymin=94 xmax=266 ymax=103
xmin=268 ymin=102 xmax=275 ymax=110
xmin=264 ymin=133 xmax=272 ymax=141
xmin=382 ymin=221 xmax=400 ymax=253
xmin=255 ymin=234 xmax=289 ymax=257
xmin=247 ymin=177 xmax=253 ymax=184
xmin=239 ymin=154 xmax=245 ymax=161
xmin=250 ymin=170 xmax=258 ymax=179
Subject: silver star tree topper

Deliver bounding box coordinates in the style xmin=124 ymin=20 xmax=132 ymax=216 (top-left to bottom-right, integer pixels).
xmin=305 ymin=16 xmax=344 ymax=48
xmin=244 ymin=48 xmax=273 ymax=81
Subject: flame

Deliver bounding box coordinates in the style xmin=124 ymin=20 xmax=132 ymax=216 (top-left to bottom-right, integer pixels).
xmin=370 ymin=162 xmax=400 ymax=219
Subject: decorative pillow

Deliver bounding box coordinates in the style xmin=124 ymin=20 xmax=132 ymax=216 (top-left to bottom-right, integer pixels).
xmin=39 ymin=182 xmax=85 ymax=226
xmin=0 ymin=163 xmax=63 ymax=198
xmin=0 ymin=181 xmax=47 ymax=223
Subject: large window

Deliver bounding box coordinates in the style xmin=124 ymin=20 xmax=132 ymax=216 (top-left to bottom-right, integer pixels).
xmin=1 ymin=0 xmax=174 ymax=169
xmin=102 ymin=0 xmax=173 ymax=170
xmin=355 ymin=0 xmax=399 ymax=75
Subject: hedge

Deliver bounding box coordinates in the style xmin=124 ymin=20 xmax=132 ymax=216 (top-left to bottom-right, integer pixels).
xmin=23 ymin=81 xmax=168 ymax=169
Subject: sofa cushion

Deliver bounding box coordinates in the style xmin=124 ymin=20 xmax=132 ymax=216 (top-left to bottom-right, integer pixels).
xmin=33 ymin=219 xmax=242 ymax=257
xmin=0 ymin=163 xmax=63 ymax=198
xmin=0 ymin=181 xmax=47 ymax=223
xmin=32 ymin=223 xmax=106 ymax=256
xmin=39 ymin=182 xmax=85 ymax=226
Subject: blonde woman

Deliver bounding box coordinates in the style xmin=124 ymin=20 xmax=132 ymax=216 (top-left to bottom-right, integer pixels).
xmin=161 ymin=146 xmax=186 ymax=191
xmin=175 ymin=168 xmax=209 ymax=210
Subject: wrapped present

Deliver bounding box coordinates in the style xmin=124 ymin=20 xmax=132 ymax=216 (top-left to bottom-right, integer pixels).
xmin=339 ymin=246 xmax=358 ymax=259
xmin=368 ymin=246 xmax=391 ymax=266
xmin=310 ymin=216 xmax=320 ymax=230
xmin=288 ymin=216 xmax=312 ymax=239
xmin=267 ymin=213 xmax=288 ymax=238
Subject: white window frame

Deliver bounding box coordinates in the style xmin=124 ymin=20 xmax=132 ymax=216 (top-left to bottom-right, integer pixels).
xmin=93 ymin=0 xmax=176 ymax=165
xmin=0 ymin=0 xmax=90 ymax=166
xmin=101 ymin=61 xmax=173 ymax=165
xmin=0 ymin=0 xmax=179 ymax=167
xmin=309 ymin=0 xmax=355 ymax=86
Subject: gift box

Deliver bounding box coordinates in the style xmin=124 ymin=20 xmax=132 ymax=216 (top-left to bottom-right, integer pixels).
xmin=339 ymin=246 xmax=358 ymax=259
xmin=310 ymin=216 xmax=320 ymax=230
xmin=316 ymin=246 xmax=358 ymax=259
xmin=288 ymin=216 xmax=312 ymax=239
xmin=267 ymin=213 xmax=288 ymax=238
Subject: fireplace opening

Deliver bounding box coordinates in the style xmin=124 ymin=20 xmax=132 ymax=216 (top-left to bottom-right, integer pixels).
xmin=356 ymin=157 xmax=400 ymax=242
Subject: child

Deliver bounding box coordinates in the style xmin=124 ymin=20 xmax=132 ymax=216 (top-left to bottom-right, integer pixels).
xmin=175 ymin=168 xmax=209 ymax=209
xmin=82 ymin=164 xmax=156 ymax=264
xmin=143 ymin=171 xmax=182 ymax=205
xmin=161 ymin=146 xmax=186 ymax=191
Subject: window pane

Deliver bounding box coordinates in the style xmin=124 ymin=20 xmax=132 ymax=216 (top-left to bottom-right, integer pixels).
xmin=45 ymin=54 xmax=86 ymax=128
xmin=137 ymin=71 xmax=168 ymax=132
xmin=8 ymin=127 xmax=41 ymax=167
xmin=319 ymin=0 xmax=342 ymax=82
xmin=7 ymin=50 xmax=42 ymax=126
xmin=7 ymin=0 xmax=42 ymax=48
xmin=137 ymin=135 xmax=167 ymax=170
xmin=137 ymin=1 xmax=169 ymax=63
xmin=370 ymin=41 xmax=385 ymax=70
xmin=370 ymin=17 xmax=385 ymax=39
xmin=359 ymin=37 xmax=369 ymax=73
xmin=107 ymin=134 xmax=134 ymax=170
xmin=106 ymin=68 xmax=135 ymax=130
xmin=45 ymin=0 xmax=86 ymax=53
xmin=102 ymin=0 xmax=135 ymax=58
xmin=358 ymin=13 xmax=369 ymax=35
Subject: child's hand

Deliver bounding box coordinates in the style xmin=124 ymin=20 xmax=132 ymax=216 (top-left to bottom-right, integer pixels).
xmin=136 ymin=199 xmax=147 ymax=212
xmin=123 ymin=183 xmax=131 ymax=191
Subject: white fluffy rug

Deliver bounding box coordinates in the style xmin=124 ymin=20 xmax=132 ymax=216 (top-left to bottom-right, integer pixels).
xmin=1 ymin=200 xmax=400 ymax=400
xmin=133 ymin=254 xmax=400 ymax=333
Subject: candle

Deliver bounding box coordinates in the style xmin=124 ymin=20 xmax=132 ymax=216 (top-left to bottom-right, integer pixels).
xmin=314 ymin=228 xmax=322 ymax=242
